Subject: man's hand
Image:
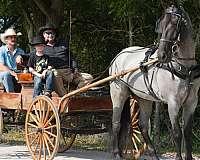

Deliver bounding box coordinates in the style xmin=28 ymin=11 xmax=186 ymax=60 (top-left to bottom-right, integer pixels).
xmin=16 ymin=55 xmax=23 ymax=64
xmin=10 ymin=70 xmax=18 ymax=80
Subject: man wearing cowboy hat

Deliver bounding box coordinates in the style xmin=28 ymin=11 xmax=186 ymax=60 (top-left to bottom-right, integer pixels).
xmin=0 ymin=34 xmax=2 ymax=47
xmin=39 ymin=23 xmax=93 ymax=96
xmin=0 ymin=28 xmax=25 ymax=92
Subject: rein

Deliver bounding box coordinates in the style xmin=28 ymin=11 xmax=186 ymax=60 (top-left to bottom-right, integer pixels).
xmin=91 ymin=44 xmax=155 ymax=83
xmin=174 ymin=56 xmax=196 ymax=61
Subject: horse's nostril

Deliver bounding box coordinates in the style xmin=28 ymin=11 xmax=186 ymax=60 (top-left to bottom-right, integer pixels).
xmin=158 ymin=51 xmax=168 ymax=62
xmin=162 ymin=54 xmax=167 ymax=61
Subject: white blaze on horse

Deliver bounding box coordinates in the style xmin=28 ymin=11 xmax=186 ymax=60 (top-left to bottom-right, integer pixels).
xmin=110 ymin=5 xmax=200 ymax=160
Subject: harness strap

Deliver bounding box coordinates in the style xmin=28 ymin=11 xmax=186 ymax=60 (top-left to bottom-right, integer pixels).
xmin=182 ymin=77 xmax=193 ymax=105
xmin=142 ymin=66 xmax=160 ymax=100
xmin=156 ymin=62 xmax=189 ymax=80
xmin=168 ymin=62 xmax=175 ymax=80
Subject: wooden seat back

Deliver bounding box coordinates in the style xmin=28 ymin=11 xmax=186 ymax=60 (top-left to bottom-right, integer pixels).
xmin=17 ymin=73 xmax=33 ymax=84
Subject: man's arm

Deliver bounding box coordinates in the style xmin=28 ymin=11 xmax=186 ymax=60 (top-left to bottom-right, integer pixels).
xmin=15 ymin=48 xmax=26 ymax=64
xmin=0 ymin=51 xmax=12 ymax=72
xmin=29 ymin=67 xmax=43 ymax=78
xmin=0 ymin=49 xmax=18 ymax=79
xmin=0 ymin=63 xmax=18 ymax=79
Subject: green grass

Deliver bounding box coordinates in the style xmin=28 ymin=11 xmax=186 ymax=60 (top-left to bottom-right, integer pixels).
xmin=73 ymin=134 xmax=109 ymax=151
xmin=0 ymin=126 xmax=199 ymax=158
xmin=0 ymin=127 xmax=25 ymax=145
xmin=0 ymin=126 xmax=110 ymax=151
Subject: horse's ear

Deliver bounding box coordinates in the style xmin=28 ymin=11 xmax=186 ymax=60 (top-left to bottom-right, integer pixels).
xmin=161 ymin=0 xmax=168 ymax=9
xmin=161 ymin=0 xmax=177 ymax=9
xmin=155 ymin=18 xmax=163 ymax=34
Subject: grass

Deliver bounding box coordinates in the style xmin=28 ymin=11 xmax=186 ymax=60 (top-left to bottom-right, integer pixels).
xmin=0 ymin=125 xmax=199 ymax=158
xmin=0 ymin=125 xmax=110 ymax=151
xmin=72 ymin=133 xmax=110 ymax=151
xmin=0 ymin=126 xmax=25 ymax=145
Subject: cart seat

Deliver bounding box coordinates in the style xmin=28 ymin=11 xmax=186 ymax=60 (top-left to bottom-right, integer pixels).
xmin=82 ymin=86 xmax=109 ymax=96
xmin=17 ymin=73 xmax=34 ymax=89
xmin=17 ymin=73 xmax=33 ymax=84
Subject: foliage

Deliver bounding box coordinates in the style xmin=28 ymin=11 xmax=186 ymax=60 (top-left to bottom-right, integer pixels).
xmin=0 ymin=0 xmax=200 ymax=154
xmin=0 ymin=0 xmax=200 ymax=73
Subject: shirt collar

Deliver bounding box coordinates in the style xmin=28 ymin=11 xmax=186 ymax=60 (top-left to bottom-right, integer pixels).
xmin=5 ymin=45 xmax=18 ymax=55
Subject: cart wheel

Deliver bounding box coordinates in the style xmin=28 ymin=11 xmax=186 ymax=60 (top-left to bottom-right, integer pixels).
xmin=25 ymin=96 xmax=60 ymax=160
xmin=123 ymin=99 xmax=147 ymax=160
xmin=57 ymin=114 xmax=77 ymax=153
xmin=58 ymin=132 xmax=76 ymax=153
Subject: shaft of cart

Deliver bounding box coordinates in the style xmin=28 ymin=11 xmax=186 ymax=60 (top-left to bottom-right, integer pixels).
xmin=58 ymin=58 xmax=158 ymax=109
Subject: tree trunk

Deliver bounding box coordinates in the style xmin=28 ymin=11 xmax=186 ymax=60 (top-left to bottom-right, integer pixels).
xmin=17 ymin=0 xmax=64 ymax=42
xmin=32 ymin=0 xmax=64 ymax=26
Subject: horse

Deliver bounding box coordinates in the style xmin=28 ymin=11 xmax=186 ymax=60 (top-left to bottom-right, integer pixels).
xmin=109 ymin=5 xmax=199 ymax=160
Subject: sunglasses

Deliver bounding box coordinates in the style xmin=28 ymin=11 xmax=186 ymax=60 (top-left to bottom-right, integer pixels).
xmin=44 ymin=31 xmax=56 ymax=36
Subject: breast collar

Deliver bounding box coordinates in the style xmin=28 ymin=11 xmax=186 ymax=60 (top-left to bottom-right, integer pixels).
xmin=156 ymin=61 xmax=190 ymax=80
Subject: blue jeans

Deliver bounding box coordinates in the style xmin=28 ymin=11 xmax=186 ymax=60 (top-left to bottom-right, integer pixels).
xmin=33 ymin=70 xmax=54 ymax=98
xmin=0 ymin=71 xmax=15 ymax=92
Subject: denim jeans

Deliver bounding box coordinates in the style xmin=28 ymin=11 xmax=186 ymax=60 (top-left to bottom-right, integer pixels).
xmin=33 ymin=70 xmax=54 ymax=98
xmin=0 ymin=71 xmax=15 ymax=92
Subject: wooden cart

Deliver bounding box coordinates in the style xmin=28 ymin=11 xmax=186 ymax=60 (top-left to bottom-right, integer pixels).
xmin=0 ymin=59 xmax=157 ymax=159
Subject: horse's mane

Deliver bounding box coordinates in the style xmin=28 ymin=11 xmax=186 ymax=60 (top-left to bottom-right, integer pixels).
xmin=179 ymin=6 xmax=192 ymax=30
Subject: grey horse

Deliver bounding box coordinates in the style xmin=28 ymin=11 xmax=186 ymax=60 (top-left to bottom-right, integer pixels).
xmin=110 ymin=5 xmax=199 ymax=160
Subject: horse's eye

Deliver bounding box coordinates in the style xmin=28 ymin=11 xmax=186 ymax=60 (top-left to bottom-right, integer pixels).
xmin=172 ymin=45 xmax=178 ymax=53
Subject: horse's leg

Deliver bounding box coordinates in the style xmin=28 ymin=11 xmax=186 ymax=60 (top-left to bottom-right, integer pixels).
xmin=110 ymin=82 xmax=129 ymax=160
xmin=182 ymin=94 xmax=197 ymax=160
xmin=168 ymin=101 xmax=182 ymax=160
xmin=118 ymin=98 xmax=131 ymax=154
xmin=137 ymin=98 xmax=159 ymax=160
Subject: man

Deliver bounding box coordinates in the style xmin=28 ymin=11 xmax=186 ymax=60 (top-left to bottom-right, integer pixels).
xmin=39 ymin=23 xmax=92 ymax=96
xmin=0 ymin=34 xmax=2 ymax=47
xmin=0 ymin=28 xmax=24 ymax=92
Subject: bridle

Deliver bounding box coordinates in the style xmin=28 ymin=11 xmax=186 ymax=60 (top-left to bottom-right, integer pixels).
xmin=159 ymin=6 xmax=195 ymax=61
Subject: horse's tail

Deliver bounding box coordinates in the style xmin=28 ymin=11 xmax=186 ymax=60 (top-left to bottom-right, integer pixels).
xmin=119 ymin=97 xmax=131 ymax=153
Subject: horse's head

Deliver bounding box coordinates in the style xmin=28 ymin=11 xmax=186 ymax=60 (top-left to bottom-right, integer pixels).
xmin=156 ymin=5 xmax=185 ymax=63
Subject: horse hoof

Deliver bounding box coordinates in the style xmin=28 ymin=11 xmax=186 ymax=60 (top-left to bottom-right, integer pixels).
xmin=113 ymin=153 xmax=123 ymax=160
xmin=175 ymin=156 xmax=183 ymax=160
xmin=151 ymin=156 xmax=159 ymax=160
xmin=185 ymin=157 xmax=194 ymax=160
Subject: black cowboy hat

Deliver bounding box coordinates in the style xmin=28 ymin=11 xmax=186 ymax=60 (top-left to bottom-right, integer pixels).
xmin=30 ymin=36 xmax=45 ymax=46
xmin=38 ymin=23 xmax=57 ymax=36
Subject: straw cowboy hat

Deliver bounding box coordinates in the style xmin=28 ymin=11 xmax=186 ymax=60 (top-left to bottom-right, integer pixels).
xmin=0 ymin=28 xmax=22 ymax=44
xmin=38 ymin=23 xmax=57 ymax=36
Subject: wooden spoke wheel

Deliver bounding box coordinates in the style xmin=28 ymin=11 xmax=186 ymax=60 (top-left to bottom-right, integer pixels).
xmin=57 ymin=131 xmax=76 ymax=153
xmin=25 ymin=96 xmax=60 ymax=160
xmin=57 ymin=114 xmax=77 ymax=153
xmin=123 ymin=99 xmax=147 ymax=160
